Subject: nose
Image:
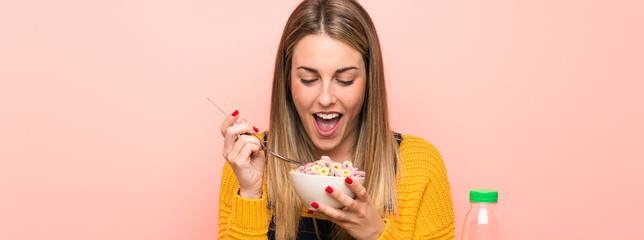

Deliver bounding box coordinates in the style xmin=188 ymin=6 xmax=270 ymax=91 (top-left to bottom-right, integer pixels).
xmin=318 ymin=79 xmax=337 ymax=106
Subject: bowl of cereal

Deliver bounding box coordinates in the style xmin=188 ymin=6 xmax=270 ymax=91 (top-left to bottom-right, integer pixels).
xmin=289 ymin=156 xmax=365 ymax=210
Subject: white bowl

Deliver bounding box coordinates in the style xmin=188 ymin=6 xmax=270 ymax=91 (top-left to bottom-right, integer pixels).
xmin=289 ymin=172 xmax=365 ymax=211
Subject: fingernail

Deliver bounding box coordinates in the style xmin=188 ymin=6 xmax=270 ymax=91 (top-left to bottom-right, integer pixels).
xmin=325 ymin=186 xmax=333 ymax=193
xmin=232 ymin=110 xmax=239 ymax=117
xmin=253 ymin=126 xmax=259 ymax=133
xmin=345 ymin=177 xmax=353 ymax=184
xmin=311 ymin=202 xmax=319 ymax=209
xmin=307 ymin=210 xmax=313 ymax=214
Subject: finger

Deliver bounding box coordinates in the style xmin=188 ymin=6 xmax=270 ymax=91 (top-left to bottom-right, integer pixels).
xmin=325 ymin=186 xmax=359 ymax=211
xmin=238 ymin=141 xmax=261 ymax=163
xmin=224 ymin=122 xmax=256 ymax=141
xmin=219 ymin=110 xmax=240 ymax=137
xmin=345 ymin=177 xmax=371 ymax=203
xmin=229 ymin=140 xmax=260 ymax=170
xmin=227 ymin=135 xmax=261 ymax=166
xmin=222 ymin=122 xmax=258 ymax=157
xmin=312 ymin=211 xmax=331 ymax=221
xmin=231 ymin=143 xmax=262 ymax=192
xmin=250 ymin=146 xmax=266 ymax=166
xmin=311 ymin=201 xmax=349 ymax=223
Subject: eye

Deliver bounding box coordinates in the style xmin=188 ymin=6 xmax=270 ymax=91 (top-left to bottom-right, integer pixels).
xmin=337 ymin=79 xmax=355 ymax=86
xmin=300 ymin=79 xmax=318 ymax=85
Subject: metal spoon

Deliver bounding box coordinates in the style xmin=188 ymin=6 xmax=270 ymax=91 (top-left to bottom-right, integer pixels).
xmin=207 ymin=97 xmax=302 ymax=165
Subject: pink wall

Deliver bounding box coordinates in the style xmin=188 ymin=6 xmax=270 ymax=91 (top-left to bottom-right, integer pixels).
xmin=1 ymin=0 xmax=643 ymax=239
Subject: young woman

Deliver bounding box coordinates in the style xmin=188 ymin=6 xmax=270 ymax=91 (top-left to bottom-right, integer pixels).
xmin=218 ymin=0 xmax=454 ymax=239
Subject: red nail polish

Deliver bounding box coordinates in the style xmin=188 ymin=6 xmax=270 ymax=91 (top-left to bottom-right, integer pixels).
xmin=345 ymin=177 xmax=353 ymax=184
xmin=307 ymin=210 xmax=313 ymax=214
xmin=311 ymin=202 xmax=319 ymax=209
xmin=325 ymin=186 xmax=333 ymax=193
xmin=232 ymin=110 xmax=239 ymax=116
xmin=253 ymin=126 xmax=259 ymax=133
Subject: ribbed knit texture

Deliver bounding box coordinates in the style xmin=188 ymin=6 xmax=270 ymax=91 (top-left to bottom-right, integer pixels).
xmin=218 ymin=133 xmax=454 ymax=239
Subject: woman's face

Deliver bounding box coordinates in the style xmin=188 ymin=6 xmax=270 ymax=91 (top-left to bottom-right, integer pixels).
xmin=290 ymin=34 xmax=366 ymax=157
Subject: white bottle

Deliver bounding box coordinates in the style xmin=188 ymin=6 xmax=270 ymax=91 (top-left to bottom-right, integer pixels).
xmin=461 ymin=189 xmax=501 ymax=240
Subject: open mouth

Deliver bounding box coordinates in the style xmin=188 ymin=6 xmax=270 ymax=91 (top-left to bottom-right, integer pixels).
xmin=313 ymin=112 xmax=342 ymax=136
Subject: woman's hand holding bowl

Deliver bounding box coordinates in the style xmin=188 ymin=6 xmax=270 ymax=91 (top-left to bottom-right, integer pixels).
xmin=312 ymin=177 xmax=386 ymax=240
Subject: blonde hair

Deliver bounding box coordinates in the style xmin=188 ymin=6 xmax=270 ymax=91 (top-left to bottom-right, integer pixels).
xmin=267 ymin=0 xmax=401 ymax=239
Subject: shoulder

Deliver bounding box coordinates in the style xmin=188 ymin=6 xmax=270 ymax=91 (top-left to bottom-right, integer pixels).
xmin=399 ymin=134 xmax=442 ymax=161
xmin=398 ymin=134 xmax=448 ymax=182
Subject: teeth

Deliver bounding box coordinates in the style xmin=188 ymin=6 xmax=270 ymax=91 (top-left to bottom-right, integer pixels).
xmin=315 ymin=113 xmax=340 ymax=120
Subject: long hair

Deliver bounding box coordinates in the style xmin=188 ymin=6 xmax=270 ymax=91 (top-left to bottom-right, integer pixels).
xmin=267 ymin=0 xmax=401 ymax=239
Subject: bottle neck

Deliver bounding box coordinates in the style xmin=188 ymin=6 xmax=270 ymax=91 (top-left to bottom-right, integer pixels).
xmin=470 ymin=201 xmax=497 ymax=205
xmin=469 ymin=201 xmax=497 ymax=209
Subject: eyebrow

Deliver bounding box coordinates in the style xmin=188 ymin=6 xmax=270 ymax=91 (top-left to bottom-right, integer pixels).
xmin=297 ymin=66 xmax=359 ymax=74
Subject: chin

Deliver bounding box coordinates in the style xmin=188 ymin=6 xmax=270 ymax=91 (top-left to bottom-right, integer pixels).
xmin=311 ymin=138 xmax=339 ymax=152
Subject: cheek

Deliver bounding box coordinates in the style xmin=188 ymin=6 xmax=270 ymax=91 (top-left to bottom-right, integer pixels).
xmin=290 ymin=83 xmax=310 ymax=112
xmin=348 ymin=97 xmax=363 ymax=113
xmin=290 ymin=78 xmax=301 ymax=104
xmin=347 ymin=84 xmax=366 ymax=112
xmin=291 ymin=86 xmax=302 ymax=106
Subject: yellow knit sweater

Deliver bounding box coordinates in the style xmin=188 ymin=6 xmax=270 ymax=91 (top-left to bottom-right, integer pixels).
xmin=217 ymin=134 xmax=455 ymax=239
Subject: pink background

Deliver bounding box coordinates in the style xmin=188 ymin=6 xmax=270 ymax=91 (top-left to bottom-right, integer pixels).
xmin=1 ymin=0 xmax=643 ymax=239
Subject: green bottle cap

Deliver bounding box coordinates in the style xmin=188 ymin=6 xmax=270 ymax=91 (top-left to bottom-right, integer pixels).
xmin=469 ymin=189 xmax=498 ymax=203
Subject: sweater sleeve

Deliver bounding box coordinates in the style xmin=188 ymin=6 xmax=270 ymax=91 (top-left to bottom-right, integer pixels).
xmin=376 ymin=135 xmax=456 ymax=239
xmin=377 ymin=217 xmax=407 ymax=239
xmin=217 ymin=147 xmax=271 ymax=239
xmin=411 ymin=138 xmax=455 ymax=239
xmin=381 ymin=135 xmax=454 ymax=240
